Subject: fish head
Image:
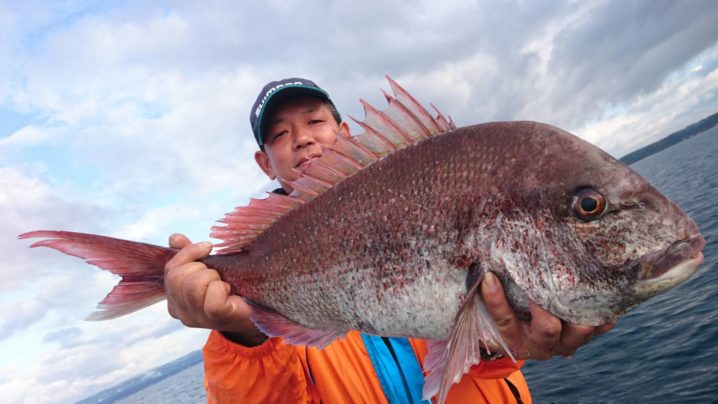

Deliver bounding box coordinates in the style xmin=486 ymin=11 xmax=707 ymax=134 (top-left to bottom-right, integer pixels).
xmin=486 ymin=122 xmax=705 ymax=325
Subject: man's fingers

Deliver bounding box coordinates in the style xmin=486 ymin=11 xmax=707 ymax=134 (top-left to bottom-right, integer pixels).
xmin=555 ymin=323 xmax=595 ymax=356
xmin=205 ymin=281 xmax=252 ymax=323
xmin=594 ymin=322 xmax=615 ymax=336
xmin=481 ymin=272 xmax=514 ymax=327
xmin=481 ymin=272 xmax=521 ymax=350
xmin=183 ymin=268 xmax=222 ymax=318
xmin=160 ymin=235 xmax=261 ymax=336
xmin=165 ymin=261 xmax=207 ymax=299
xmin=164 ymin=261 xmax=207 ymax=320
xmin=165 ymin=241 xmax=213 ymax=273
xmin=169 ymin=233 xmax=192 ymax=249
xmin=527 ymin=301 xmax=562 ymax=359
xmin=204 ymin=281 xmax=235 ymax=322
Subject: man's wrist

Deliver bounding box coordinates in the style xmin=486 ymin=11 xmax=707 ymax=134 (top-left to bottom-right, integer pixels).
xmin=220 ymin=330 xmax=268 ymax=347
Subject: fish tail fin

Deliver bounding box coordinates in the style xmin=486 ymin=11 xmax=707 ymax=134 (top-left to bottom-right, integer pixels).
xmin=19 ymin=230 xmax=177 ymax=320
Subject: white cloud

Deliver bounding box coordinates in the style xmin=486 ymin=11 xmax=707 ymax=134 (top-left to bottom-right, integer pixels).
xmin=0 ymin=125 xmax=54 ymax=147
xmin=0 ymin=299 xmax=46 ymax=341
xmin=0 ymin=304 xmax=208 ymax=403
xmin=0 ymin=167 xmax=209 ymax=402
xmin=0 ymin=168 xmax=109 ymax=290
xmin=576 ymin=44 xmax=718 ymax=156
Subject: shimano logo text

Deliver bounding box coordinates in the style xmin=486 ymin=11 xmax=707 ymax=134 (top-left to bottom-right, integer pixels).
xmin=254 ymin=81 xmax=304 ymax=117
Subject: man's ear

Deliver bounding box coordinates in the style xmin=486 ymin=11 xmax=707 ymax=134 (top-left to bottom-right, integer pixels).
xmin=254 ymin=150 xmax=276 ymax=180
xmin=339 ymin=121 xmax=351 ymax=138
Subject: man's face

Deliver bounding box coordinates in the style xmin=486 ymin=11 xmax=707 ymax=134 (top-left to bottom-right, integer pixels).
xmin=254 ymin=96 xmax=350 ymax=192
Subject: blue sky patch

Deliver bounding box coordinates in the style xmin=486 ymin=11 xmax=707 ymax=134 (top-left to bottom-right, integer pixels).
xmin=0 ymin=107 xmax=42 ymax=138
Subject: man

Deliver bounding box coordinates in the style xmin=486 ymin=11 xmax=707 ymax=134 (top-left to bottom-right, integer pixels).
xmin=164 ymin=78 xmax=613 ymax=403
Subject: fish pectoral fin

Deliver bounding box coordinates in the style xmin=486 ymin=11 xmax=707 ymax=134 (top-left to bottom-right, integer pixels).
xmin=248 ymin=302 xmax=345 ymax=349
xmin=422 ymin=273 xmax=514 ymax=404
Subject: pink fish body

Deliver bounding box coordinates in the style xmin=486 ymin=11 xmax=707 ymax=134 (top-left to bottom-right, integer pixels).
xmin=20 ymin=77 xmax=705 ymax=403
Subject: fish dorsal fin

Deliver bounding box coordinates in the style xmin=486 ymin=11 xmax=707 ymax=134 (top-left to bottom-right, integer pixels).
xmin=211 ymin=76 xmax=456 ymax=253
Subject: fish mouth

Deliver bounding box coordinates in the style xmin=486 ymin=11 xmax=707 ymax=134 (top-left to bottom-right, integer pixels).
xmin=632 ymin=234 xmax=705 ymax=298
xmin=637 ymin=234 xmax=705 ymax=280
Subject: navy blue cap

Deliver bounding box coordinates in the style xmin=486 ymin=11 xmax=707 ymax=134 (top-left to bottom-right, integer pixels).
xmin=250 ymin=78 xmax=332 ymax=147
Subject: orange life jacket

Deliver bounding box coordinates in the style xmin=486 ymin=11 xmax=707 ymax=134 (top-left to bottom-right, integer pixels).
xmin=203 ymin=330 xmax=531 ymax=403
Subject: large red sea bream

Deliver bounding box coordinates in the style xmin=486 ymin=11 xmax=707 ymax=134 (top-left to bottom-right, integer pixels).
xmin=20 ymin=78 xmax=705 ymax=403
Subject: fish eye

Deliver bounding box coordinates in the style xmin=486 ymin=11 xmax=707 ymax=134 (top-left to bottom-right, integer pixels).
xmin=572 ymin=188 xmax=607 ymax=221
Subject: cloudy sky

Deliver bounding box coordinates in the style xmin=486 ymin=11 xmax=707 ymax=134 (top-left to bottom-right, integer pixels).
xmin=2 ymin=0 xmax=718 ymax=402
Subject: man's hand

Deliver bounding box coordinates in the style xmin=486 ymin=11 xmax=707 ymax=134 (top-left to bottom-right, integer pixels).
xmin=164 ymin=233 xmax=267 ymax=346
xmin=481 ymin=271 xmax=614 ymax=360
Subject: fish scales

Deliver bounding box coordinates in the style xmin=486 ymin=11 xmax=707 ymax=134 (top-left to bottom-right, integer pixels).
xmin=206 ymin=126 xmax=487 ymax=338
xmin=203 ymin=121 xmax=599 ymax=336
xmin=204 ymin=119 xmax=703 ymax=333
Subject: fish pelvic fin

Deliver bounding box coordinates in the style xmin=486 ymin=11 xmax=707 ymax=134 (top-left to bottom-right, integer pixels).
xmin=422 ymin=271 xmax=515 ymax=403
xmin=19 ymin=230 xmax=175 ymax=320
xmin=248 ymin=302 xmax=345 ymax=348
xmin=211 ymin=77 xmax=456 ymax=255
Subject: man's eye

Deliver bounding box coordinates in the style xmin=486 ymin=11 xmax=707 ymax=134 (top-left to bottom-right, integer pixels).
xmin=309 ymin=119 xmax=324 ymax=125
xmin=270 ymin=131 xmax=287 ymax=141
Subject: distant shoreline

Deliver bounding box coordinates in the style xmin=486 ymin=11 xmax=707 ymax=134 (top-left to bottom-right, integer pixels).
xmin=620 ymin=111 xmax=718 ymax=165
xmin=77 ymin=350 xmax=203 ymax=404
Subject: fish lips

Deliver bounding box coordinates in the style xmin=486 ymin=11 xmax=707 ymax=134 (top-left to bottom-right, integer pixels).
xmin=632 ymin=234 xmax=705 ymax=298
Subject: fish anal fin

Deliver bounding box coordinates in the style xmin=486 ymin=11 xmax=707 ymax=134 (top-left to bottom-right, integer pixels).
xmin=249 ymin=303 xmax=344 ymax=349
xmin=422 ymin=270 xmax=515 ymax=403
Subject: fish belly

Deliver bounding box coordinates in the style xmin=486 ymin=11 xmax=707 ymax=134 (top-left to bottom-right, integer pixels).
xmin=278 ymin=256 xmax=468 ymax=340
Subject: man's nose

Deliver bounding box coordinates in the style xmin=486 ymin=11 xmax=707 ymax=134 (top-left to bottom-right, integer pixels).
xmin=293 ymin=126 xmax=315 ymax=149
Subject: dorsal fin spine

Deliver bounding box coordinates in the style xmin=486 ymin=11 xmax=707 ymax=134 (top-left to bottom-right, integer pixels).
xmin=296 ymin=169 xmax=335 ymax=188
xmin=305 ymin=159 xmax=348 ymax=180
xmin=290 ymin=175 xmax=333 ymax=195
xmin=383 ymin=91 xmax=432 ymax=140
xmin=288 ymin=180 xmax=321 ymax=198
xmin=430 ymin=104 xmax=456 ymax=132
xmin=330 ymin=133 xmax=379 ymax=166
xmin=341 ymin=131 xmax=380 ymax=160
xmin=265 ymin=193 xmax=304 ymax=207
xmin=211 ymin=225 xmax=268 ymax=234
xmin=234 ymin=208 xmax=282 ymax=218
xmin=216 ymin=217 xmax=271 ymax=225
xmin=359 ymin=99 xmax=415 ymax=144
xmin=321 ymin=149 xmax=364 ymax=173
xmin=350 ymin=115 xmax=398 ymax=152
xmin=387 ymin=75 xmax=443 ymax=133
xmin=298 ymin=161 xmax=348 ymax=185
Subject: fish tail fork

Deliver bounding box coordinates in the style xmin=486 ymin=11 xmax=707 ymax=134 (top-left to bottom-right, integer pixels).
xmin=19 ymin=230 xmax=176 ymax=320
